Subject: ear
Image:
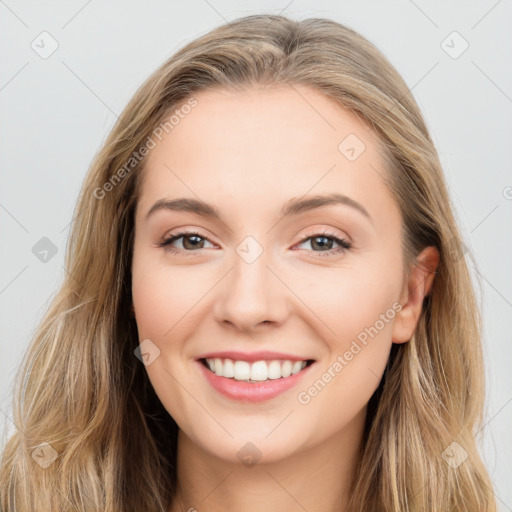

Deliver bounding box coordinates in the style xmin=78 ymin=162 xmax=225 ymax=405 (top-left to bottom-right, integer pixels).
xmin=392 ymin=246 xmax=440 ymax=344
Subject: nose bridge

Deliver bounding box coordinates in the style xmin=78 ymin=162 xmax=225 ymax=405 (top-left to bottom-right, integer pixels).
xmin=215 ymin=234 xmax=285 ymax=328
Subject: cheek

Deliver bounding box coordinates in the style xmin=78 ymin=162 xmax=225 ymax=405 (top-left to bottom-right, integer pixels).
xmin=132 ymin=272 xmax=173 ymax=339
xmin=313 ymin=284 xmax=396 ymax=383
xmin=131 ymin=249 xmax=205 ymax=340
xmin=131 ymin=253 xmax=208 ymax=425
xmin=294 ymin=258 xmax=402 ymax=347
xmin=327 ymin=285 xmax=398 ymax=345
xmin=295 ymin=275 xmax=397 ymax=431
xmin=290 ymin=260 xmax=400 ymax=409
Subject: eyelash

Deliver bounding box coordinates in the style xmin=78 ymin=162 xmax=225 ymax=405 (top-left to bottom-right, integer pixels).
xmin=158 ymin=229 xmax=352 ymax=257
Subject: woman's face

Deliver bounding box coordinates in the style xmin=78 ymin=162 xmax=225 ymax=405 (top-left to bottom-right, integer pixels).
xmin=131 ymin=84 xmax=425 ymax=464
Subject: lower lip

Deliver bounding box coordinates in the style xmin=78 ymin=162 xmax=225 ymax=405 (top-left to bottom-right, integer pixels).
xmin=196 ymin=360 xmax=315 ymax=403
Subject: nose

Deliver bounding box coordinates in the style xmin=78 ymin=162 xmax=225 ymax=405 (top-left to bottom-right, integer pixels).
xmin=213 ymin=246 xmax=289 ymax=332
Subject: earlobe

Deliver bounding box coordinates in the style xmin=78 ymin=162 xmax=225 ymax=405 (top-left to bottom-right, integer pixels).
xmin=392 ymin=246 xmax=440 ymax=344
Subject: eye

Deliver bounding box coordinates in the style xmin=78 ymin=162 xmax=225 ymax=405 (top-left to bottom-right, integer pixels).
xmin=294 ymin=230 xmax=352 ymax=257
xmin=158 ymin=230 xmax=215 ymax=255
xmin=157 ymin=229 xmax=352 ymax=257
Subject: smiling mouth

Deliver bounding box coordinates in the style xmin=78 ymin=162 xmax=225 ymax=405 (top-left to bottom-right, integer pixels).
xmin=199 ymin=357 xmax=315 ymax=383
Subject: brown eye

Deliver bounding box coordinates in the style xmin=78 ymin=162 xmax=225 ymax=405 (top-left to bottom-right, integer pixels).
xmin=180 ymin=234 xmax=206 ymax=250
xmin=310 ymin=235 xmax=335 ymax=251
xmin=158 ymin=230 xmax=215 ymax=255
xmin=295 ymin=231 xmax=352 ymax=257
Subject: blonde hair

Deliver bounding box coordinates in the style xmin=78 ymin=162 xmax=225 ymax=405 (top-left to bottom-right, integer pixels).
xmin=0 ymin=14 xmax=496 ymax=511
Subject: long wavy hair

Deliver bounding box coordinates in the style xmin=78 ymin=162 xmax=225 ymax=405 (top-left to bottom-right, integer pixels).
xmin=0 ymin=13 xmax=496 ymax=511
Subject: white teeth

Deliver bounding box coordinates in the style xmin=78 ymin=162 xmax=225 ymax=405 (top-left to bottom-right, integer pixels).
xmin=233 ymin=361 xmax=250 ymax=380
xmin=204 ymin=358 xmax=309 ymax=382
xmin=292 ymin=360 xmax=303 ymax=374
xmin=250 ymin=361 xmax=268 ymax=381
xmin=281 ymin=360 xmax=292 ymax=378
xmin=223 ymin=358 xmax=235 ymax=378
xmin=267 ymin=360 xmax=282 ymax=380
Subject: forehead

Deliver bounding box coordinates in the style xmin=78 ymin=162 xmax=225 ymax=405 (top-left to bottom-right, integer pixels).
xmin=145 ymin=84 xmax=380 ymax=166
xmin=137 ymin=84 xmax=397 ymax=225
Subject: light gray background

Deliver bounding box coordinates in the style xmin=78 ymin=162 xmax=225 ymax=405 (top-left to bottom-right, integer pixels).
xmin=1 ymin=0 xmax=511 ymax=509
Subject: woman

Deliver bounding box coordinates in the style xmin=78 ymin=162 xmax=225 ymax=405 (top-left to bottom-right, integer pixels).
xmin=0 ymin=13 xmax=496 ymax=512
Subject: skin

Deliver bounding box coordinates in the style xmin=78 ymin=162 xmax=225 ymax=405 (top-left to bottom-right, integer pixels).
xmin=131 ymin=84 xmax=439 ymax=512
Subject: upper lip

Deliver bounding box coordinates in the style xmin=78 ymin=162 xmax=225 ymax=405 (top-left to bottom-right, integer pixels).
xmin=196 ymin=350 xmax=314 ymax=362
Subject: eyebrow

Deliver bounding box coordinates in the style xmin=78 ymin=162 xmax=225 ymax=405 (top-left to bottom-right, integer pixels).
xmin=145 ymin=193 xmax=372 ymax=224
